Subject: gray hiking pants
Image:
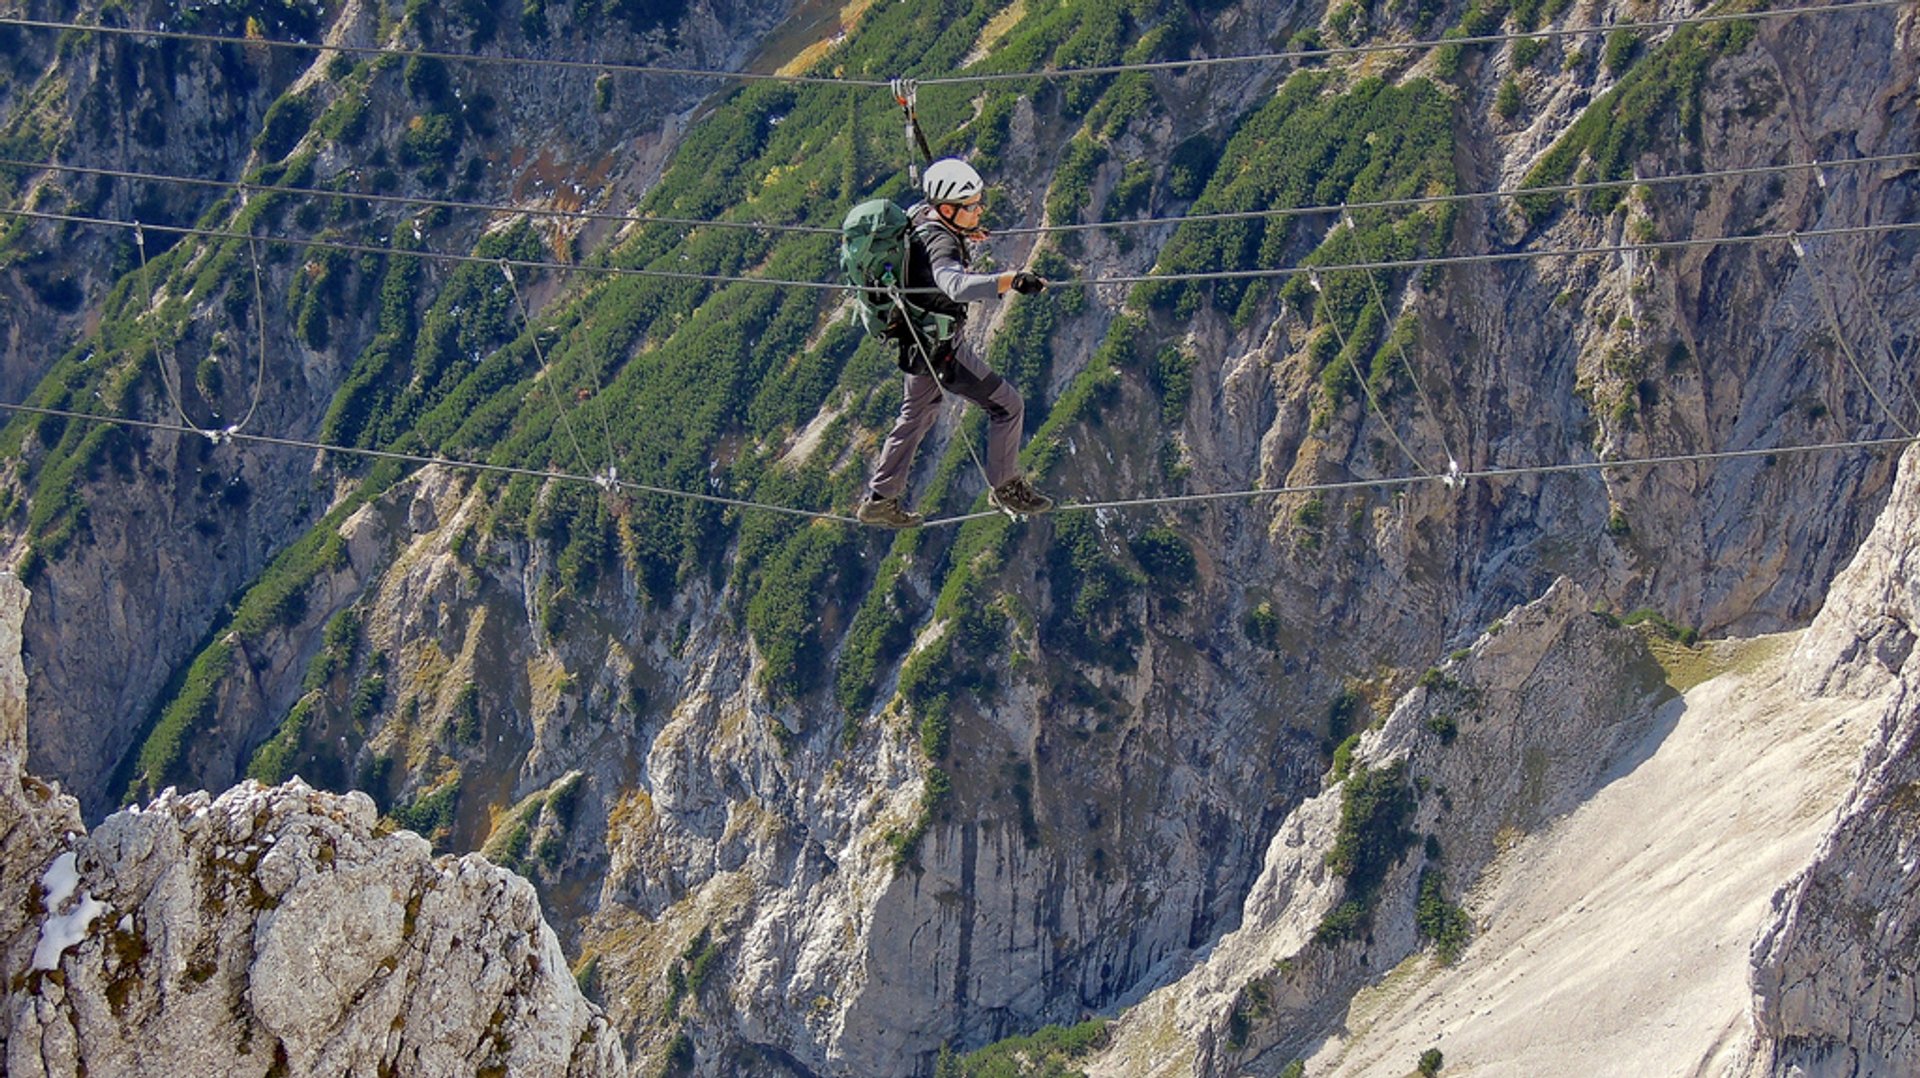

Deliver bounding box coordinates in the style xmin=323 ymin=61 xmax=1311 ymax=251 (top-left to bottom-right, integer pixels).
xmin=868 ymin=342 xmax=1024 ymax=499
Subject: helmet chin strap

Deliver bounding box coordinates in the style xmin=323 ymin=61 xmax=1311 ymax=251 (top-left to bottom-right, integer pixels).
xmin=937 ymin=203 xmax=989 ymax=241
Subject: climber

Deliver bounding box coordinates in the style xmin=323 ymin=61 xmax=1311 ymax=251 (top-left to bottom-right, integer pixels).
xmin=856 ymin=158 xmax=1054 ymax=528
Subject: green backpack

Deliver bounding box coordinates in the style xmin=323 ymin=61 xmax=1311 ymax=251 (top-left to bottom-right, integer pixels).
xmin=839 ymin=198 xmax=955 ymax=352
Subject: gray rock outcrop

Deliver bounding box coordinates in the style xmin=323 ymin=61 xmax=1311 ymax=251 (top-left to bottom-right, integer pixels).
xmin=1744 ymin=442 xmax=1920 ymax=1076
xmin=1090 ymin=576 xmax=1675 ymax=1075
xmin=0 ymin=573 xmax=627 ymax=1077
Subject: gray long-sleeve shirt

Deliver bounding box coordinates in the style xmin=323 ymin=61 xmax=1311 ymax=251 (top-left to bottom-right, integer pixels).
xmin=908 ymin=203 xmax=1000 ymax=312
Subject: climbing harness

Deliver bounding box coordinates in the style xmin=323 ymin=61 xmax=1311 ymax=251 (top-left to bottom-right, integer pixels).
xmin=885 ymin=283 xmax=1010 ymax=518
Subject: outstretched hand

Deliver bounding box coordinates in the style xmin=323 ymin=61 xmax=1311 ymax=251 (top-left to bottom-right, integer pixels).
xmin=1010 ymin=271 xmax=1047 ymax=295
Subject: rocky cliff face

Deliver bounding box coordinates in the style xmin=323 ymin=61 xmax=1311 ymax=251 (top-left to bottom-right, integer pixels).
xmin=4 ymin=0 xmax=797 ymax=817
xmin=1743 ymin=443 xmax=1920 ymax=1076
xmin=1076 ymin=463 xmax=1920 ymax=1078
xmin=1082 ymin=576 xmax=1675 ymax=1075
xmin=0 ymin=573 xmax=627 ymax=1077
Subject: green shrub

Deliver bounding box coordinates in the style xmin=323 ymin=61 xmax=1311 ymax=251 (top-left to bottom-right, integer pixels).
xmin=1130 ymin=526 xmax=1196 ymax=591
xmin=1226 ymin=979 xmax=1273 ymax=1050
xmin=1149 ymin=344 xmax=1196 ymax=424
xmin=953 ymin=1018 xmax=1109 ymax=1076
xmin=1313 ymin=898 xmax=1368 ymax=944
xmin=254 ymin=92 xmax=313 ymax=161
xmin=1416 ymin=869 xmax=1472 ymax=962
xmin=1495 ymin=76 xmax=1524 ymax=120
xmin=1166 ymin=134 xmax=1216 ymax=199
xmin=402 ymin=55 xmax=454 ymax=108
xmin=247 ymin=696 xmax=315 ymax=785
xmin=1419 ymin=1048 xmax=1445 ymax=1076
xmin=1327 ymin=0 xmax=1365 ymax=44
xmin=1603 ymin=30 xmax=1641 ymax=75
xmin=1103 ymin=158 xmax=1155 ymax=222
xmin=391 ymin=773 xmax=462 ymax=845
xmin=1330 ymin=732 xmax=1361 ymax=781
xmin=1243 ymin=600 xmax=1279 ymax=649
xmin=1045 ymin=136 xmax=1107 ymax=235
xmin=398 ymin=112 xmax=460 ymax=167
xmin=1316 ymin=761 xmax=1416 ymax=940
xmin=1622 ymin=607 xmax=1699 ymax=645
xmin=1518 ymin=17 xmax=1759 ymax=221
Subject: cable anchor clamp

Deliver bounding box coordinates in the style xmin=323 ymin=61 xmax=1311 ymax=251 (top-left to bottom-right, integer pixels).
xmin=1443 ymin=458 xmax=1463 ymax=489
xmin=1308 ymin=269 xmax=1323 ymax=294
xmin=1339 ymin=203 xmax=1356 ymax=232
xmin=1787 ymin=232 xmax=1806 ymax=259
xmin=890 ymin=77 xmax=918 ymax=113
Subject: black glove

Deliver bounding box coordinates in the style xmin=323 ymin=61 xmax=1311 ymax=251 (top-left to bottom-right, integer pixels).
xmin=1010 ymin=271 xmax=1047 ymax=295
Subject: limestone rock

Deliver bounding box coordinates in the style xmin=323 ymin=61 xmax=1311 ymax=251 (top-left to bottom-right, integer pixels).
xmin=1091 ymin=577 xmax=1673 ymax=1076
xmin=1745 ymin=443 xmax=1920 ymax=1076
xmin=1 ymin=780 xmax=629 ymax=1078
xmin=0 ymin=576 xmax=625 ymax=1076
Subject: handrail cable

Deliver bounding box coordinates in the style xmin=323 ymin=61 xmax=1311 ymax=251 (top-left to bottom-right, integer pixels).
xmin=917 ymin=0 xmax=1907 ymax=84
xmin=4 ymin=151 xmax=1912 ymax=243
xmin=0 ymin=0 xmax=1901 ymax=89
xmin=5 ymin=204 xmax=1917 ymax=291
xmin=1343 ymin=204 xmax=1465 ymax=481
xmin=1358 ymin=255 xmax=1462 ymax=481
xmin=1818 ymin=171 xmax=1920 ymax=424
xmin=236 ymin=226 xmax=272 ymax=433
xmin=887 ymin=287 xmax=1004 ymax=512
xmin=132 ymin=221 xmax=227 ymax=441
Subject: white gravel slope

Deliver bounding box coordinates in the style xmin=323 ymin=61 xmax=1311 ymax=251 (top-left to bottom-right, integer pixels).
xmin=1308 ymin=634 xmax=1883 ymax=1078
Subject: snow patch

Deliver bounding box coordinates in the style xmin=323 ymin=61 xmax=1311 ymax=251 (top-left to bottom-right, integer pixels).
xmin=32 ymin=852 xmax=107 ymax=971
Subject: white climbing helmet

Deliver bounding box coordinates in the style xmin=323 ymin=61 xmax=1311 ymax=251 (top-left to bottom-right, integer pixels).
xmin=923 ymin=158 xmax=984 ymax=206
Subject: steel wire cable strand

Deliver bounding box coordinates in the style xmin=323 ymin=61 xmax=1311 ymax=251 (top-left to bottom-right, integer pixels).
xmin=1307 ymin=267 xmax=1434 ymax=477
xmin=0 ymin=155 xmax=839 ymax=236
xmin=1057 ymin=219 xmax=1920 ymax=288
xmin=498 ymin=260 xmax=598 ymax=478
xmin=0 ymin=0 xmax=1902 ymax=88
xmin=0 ymin=400 xmax=1909 ymax=531
xmin=0 ymin=401 xmax=862 ymax=525
xmin=6 ymin=205 xmax=1919 ymax=291
xmin=996 ymin=153 xmax=1920 ymax=235
xmin=3 ymin=152 xmax=1913 ymax=241
xmin=918 ymin=435 xmax=1920 ymax=526
xmin=1788 ymin=232 xmax=1917 ymax=436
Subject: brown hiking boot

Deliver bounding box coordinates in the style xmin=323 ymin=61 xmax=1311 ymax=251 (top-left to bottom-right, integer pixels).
xmin=857 ymin=492 xmax=923 ymax=528
xmin=990 ymin=476 xmax=1054 ymax=516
